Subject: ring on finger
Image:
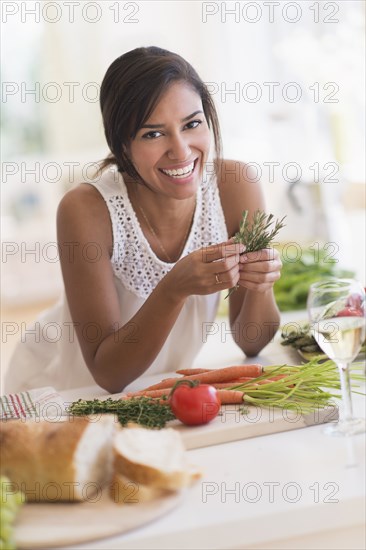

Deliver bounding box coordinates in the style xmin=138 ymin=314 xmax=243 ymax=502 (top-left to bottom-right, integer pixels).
xmin=215 ymin=273 xmax=221 ymax=285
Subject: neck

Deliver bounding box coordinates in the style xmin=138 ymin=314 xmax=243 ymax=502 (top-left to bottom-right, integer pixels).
xmin=127 ymin=182 xmax=196 ymax=236
xmin=126 ymin=180 xmax=196 ymax=263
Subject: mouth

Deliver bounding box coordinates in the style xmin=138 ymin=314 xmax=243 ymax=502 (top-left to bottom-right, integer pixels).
xmin=159 ymin=159 xmax=198 ymax=180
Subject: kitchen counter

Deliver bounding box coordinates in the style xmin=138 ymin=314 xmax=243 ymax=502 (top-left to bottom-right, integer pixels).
xmin=58 ymin=312 xmax=365 ymax=550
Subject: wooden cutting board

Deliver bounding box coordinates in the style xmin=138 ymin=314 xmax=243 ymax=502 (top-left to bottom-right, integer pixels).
xmin=172 ymin=403 xmax=339 ymax=449
xmin=60 ymin=391 xmax=339 ymax=451
xmin=15 ymin=488 xmax=183 ymax=549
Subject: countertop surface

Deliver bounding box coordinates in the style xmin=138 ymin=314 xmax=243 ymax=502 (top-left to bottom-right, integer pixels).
xmin=55 ymin=312 xmax=365 ymax=550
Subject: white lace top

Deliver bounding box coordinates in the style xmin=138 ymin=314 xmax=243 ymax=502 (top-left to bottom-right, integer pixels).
xmin=5 ymin=169 xmax=229 ymax=393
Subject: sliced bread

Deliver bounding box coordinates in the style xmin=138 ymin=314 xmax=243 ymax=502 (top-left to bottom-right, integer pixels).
xmin=113 ymin=425 xmax=197 ymax=491
xmin=110 ymin=472 xmax=171 ymax=504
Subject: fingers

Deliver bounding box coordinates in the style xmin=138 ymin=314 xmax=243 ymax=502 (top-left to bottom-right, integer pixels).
xmin=237 ymin=247 xmax=282 ymax=292
xmin=213 ymin=264 xmax=240 ymax=288
xmin=210 ymin=253 xmax=241 ymax=273
xmin=201 ymin=241 xmax=245 ymax=263
xmin=239 ymin=270 xmax=281 ymax=285
xmin=240 ymin=260 xmax=282 ymax=275
xmin=206 ymin=247 xmax=243 ymax=289
xmin=239 ymin=248 xmax=280 ymax=264
xmin=240 ymin=248 xmax=282 ymax=273
xmin=190 ymin=244 xmax=282 ymax=294
xmin=238 ymin=266 xmax=281 ymax=293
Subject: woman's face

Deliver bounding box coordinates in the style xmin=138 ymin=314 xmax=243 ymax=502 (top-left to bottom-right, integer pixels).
xmin=127 ymin=81 xmax=211 ymax=199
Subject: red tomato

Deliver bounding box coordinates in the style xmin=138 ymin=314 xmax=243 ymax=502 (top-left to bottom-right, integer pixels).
xmin=336 ymin=307 xmax=364 ymax=317
xmin=169 ymin=382 xmax=220 ymax=426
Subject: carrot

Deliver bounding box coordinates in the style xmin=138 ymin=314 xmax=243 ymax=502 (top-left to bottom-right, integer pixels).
xmin=217 ymin=390 xmax=245 ymax=404
xmin=226 ymin=377 xmax=256 ymax=382
xmin=184 ymin=365 xmax=263 ymax=381
xmin=126 ymin=388 xmax=171 ymax=399
xmin=125 ymin=387 xmax=245 ymax=406
xmin=138 ymin=377 xmax=187 ymax=392
xmin=211 ymin=378 xmax=258 ymax=389
xmin=214 ymin=382 xmax=259 ymax=389
xmin=127 ymin=382 xmax=251 ymax=396
xmin=142 ymin=365 xmax=263 ymax=392
xmin=176 ymin=368 xmax=212 ymax=375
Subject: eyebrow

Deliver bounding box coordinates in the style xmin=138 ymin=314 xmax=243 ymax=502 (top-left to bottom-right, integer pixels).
xmin=140 ymin=110 xmax=204 ymax=129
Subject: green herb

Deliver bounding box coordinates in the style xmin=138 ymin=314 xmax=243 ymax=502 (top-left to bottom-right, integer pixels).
xmin=227 ymin=358 xmax=365 ymax=414
xmin=67 ymin=397 xmax=176 ymax=429
xmin=226 ymin=210 xmax=286 ymax=298
xmin=273 ymin=247 xmax=354 ymax=311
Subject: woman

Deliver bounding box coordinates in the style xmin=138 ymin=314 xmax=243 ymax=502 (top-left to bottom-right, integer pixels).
xmin=6 ymin=46 xmax=282 ymax=394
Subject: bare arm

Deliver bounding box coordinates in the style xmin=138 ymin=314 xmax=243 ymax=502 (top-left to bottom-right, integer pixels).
xmin=57 ymin=184 xmax=243 ymax=393
xmin=217 ymin=160 xmax=282 ymax=356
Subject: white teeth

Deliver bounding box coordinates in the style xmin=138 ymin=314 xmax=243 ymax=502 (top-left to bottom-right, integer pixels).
xmin=162 ymin=162 xmax=194 ymax=178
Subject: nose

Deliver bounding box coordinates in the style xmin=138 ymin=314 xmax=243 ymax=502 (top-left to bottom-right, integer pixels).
xmin=167 ymin=133 xmax=191 ymax=161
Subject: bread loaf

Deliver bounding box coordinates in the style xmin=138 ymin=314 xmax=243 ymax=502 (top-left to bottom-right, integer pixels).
xmin=0 ymin=415 xmax=117 ymax=502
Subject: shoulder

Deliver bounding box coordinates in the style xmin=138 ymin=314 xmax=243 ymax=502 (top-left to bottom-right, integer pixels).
xmin=215 ymin=159 xmax=266 ymax=237
xmin=57 ymin=183 xmax=112 ymax=250
xmin=57 ymin=183 xmax=110 ymax=224
xmin=57 ymin=183 xmax=106 ymax=215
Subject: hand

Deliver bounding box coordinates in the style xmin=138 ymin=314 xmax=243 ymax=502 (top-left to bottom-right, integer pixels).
xmin=237 ymin=248 xmax=282 ymax=293
xmin=164 ymin=240 xmax=245 ymax=300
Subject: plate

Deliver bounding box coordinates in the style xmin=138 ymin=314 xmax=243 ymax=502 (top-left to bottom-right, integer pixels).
xmin=15 ymin=487 xmax=183 ymax=549
xmin=297 ymin=350 xmax=328 ymax=362
xmin=297 ymin=349 xmax=366 ymax=363
xmin=281 ymin=320 xmax=365 ymax=363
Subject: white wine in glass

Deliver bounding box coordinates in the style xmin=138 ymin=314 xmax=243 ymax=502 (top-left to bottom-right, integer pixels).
xmin=307 ymin=279 xmax=365 ymax=436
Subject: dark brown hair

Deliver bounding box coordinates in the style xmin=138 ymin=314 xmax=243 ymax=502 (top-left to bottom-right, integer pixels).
xmin=98 ymin=46 xmax=222 ymax=181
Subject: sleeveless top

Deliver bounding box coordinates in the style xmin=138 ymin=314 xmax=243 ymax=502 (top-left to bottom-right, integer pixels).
xmin=5 ymin=169 xmax=228 ymax=393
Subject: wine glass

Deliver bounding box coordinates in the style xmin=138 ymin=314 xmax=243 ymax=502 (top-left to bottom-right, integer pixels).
xmin=307 ymin=278 xmax=365 ymax=436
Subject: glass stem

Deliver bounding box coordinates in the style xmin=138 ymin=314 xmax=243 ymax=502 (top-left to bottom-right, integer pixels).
xmin=337 ymin=362 xmax=353 ymax=422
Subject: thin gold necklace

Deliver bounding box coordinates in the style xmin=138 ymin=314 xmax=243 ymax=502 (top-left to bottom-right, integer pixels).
xmin=137 ymin=198 xmax=195 ymax=263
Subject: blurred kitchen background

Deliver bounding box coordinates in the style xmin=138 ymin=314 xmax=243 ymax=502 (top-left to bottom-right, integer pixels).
xmin=1 ymin=0 xmax=365 ymax=387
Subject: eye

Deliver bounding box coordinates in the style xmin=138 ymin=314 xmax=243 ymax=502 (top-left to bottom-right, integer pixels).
xmin=184 ymin=120 xmax=203 ymax=130
xmin=141 ymin=130 xmax=163 ymax=140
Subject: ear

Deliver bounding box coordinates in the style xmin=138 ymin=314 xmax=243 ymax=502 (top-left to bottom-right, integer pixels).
xmin=122 ymin=143 xmax=131 ymax=157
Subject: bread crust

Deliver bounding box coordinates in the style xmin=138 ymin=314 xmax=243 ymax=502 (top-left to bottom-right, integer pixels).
xmin=0 ymin=415 xmax=116 ymax=502
xmin=113 ymin=451 xmax=191 ymax=490
xmin=113 ymin=427 xmax=193 ymax=490
xmin=110 ymin=472 xmax=170 ymax=504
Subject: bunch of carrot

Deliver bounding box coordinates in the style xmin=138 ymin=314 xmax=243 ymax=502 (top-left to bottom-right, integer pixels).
xmin=126 ymin=359 xmax=365 ymax=412
xmin=126 ymin=364 xmax=291 ymax=404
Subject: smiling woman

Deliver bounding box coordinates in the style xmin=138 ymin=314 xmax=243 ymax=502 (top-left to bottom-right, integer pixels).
xmin=5 ymin=46 xmax=282 ymax=394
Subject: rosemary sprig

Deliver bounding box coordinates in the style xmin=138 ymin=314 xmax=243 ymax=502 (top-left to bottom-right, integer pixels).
xmin=67 ymin=396 xmax=176 ymax=429
xmin=225 ymin=210 xmax=286 ymax=298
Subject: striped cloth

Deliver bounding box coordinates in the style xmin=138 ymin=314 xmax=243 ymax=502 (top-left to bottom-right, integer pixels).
xmin=0 ymin=387 xmax=66 ymax=420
